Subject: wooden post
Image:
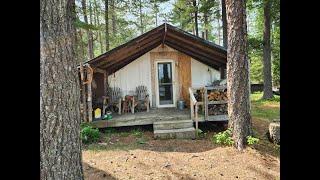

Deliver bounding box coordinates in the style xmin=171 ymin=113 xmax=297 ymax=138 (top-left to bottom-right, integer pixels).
xmin=118 ymin=98 xmax=121 ymax=115
xmin=102 ymin=71 xmax=107 ymax=116
xmin=190 ymin=100 xmax=194 ymax=120
xmin=146 ymin=99 xmax=149 ymax=112
xmin=195 ymin=103 xmax=199 ymax=138
xmin=131 ymin=96 xmax=135 ymax=114
xmin=220 ymin=67 xmax=226 ymax=79
xmin=87 ymin=65 xmax=93 ymax=122
xmin=204 ymin=87 xmax=208 ymax=121
xmin=79 ymin=63 xmax=87 ymax=122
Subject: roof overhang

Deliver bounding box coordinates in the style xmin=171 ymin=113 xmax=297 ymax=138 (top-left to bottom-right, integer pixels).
xmin=83 ymin=23 xmax=227 ymax=74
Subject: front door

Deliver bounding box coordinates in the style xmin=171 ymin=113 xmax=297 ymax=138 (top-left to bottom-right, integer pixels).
xmin=156 ymin=60 xmax=176 ymax=107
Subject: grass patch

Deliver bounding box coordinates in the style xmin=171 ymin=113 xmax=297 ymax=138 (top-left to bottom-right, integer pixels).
xmin=136 ymin=137 xmax=147 ymax=144
xmin=119 ymin=132 xmax=131 ymax=137
xmin=131 ymin=128 xmax=143 ymax=138
xmin=251 ymin=92 xmax=280 ymax=121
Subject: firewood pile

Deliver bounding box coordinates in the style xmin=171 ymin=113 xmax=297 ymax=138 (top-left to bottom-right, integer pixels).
xmin=207 ymin=90 xmax=228 ymax=101
xmin=208 ymin=89 xmax=228 ymax=115
xmin=208 ymin=104 xmax=228 ymax=115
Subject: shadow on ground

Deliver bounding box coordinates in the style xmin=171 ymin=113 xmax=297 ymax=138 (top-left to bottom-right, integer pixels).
xmin=83 ymin=162 xmax=117 ymax=180
xmin=83 ymin=120 xmax=278 ymax=157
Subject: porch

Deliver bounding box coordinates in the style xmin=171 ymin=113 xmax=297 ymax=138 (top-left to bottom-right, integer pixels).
xmin=91 ymin=107 xmax=228 ymax=129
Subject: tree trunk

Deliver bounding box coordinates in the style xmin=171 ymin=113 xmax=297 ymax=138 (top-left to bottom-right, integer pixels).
xmin=105 ymin=0 xmax=109 ymax=51
xmin=262 ymin=0 xmax=273 ymax=99
xmin=88 ymin=0 xmax=95 ymax=58
xmin=204 ymin=12 xmax=209 ymax=40
xmin=154 ymin=2 xmax=158 ymax=26
xmin=193 ymin=0 xmax=199 ymax=37
xmin=94 ymin=0 xmax=104 ymax=53
xmin=226 ymin=0 xmax=252 ymax=151
xmin=40 ymin=0 xmax=84 ymax=179
xmin=221 ymin=0 xmax=227 ymax=48
xmin=78 ymin=29 xmax=85 ymax=61
xmin=111 ymin=0 xmax=117 ymax=35
xmin=82 ymin=0 xmax=94 ymax=59
xmin=139 ymin=0 xmax=143 ymax=34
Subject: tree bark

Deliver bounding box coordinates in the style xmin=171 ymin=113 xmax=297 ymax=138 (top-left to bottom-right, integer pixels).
xmin=221 ymin=0 xmax=227 ymax=48
xmin=40 ymin=0 xmax=84 ymax=179
xmin=226 ymin=0 xmax=252 ymax=151
xmin=204 ymin=12 xmax=209 ymax=40
xmin=262 ymin=0 xmax=274 ymax=99
xmin=82 ymin=0 xmax=94 ymax=59
xmin=193 ymin=0 xmax=199 ymax=37
xmin=139 ymin=0 xmax=144 ymax=34
xmin=111 ymin=0 xmax=117 ymax=35
xmin=105 ymin=0 xmax=110 ymax=51
xmin=94 ymin=0 xmax=104 ymax=53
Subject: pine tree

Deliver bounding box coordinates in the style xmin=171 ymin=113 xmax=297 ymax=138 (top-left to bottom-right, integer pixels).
xmin=226 ymin=0 xmax=252 ymax=150
xmin=40 ymin=0 xmax=84 ymax=178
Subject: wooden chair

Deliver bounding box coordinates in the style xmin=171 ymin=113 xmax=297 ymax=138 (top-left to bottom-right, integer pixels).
xmin=103 ymin=87 xmax=122 ymax=115
xmin=131 ymin=85 xmax=150 ymax=113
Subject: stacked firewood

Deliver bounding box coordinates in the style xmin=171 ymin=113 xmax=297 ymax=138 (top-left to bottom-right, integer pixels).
xmin=208 ymin=90 xmax=228 ymax=115
xmin=207 ymin=90 xmax=228 ymax=101
xmin=208 ymin=104 xmax=228 ymax=115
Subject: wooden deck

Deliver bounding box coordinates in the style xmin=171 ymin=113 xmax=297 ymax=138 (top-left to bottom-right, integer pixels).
xmin=91 ymin=108 xmax=228 ymax=128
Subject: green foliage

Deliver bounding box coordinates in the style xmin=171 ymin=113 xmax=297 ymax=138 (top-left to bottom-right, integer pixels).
xmin=196 ymin=129 xmax=207 ymax=138
xmin=81 ymin=125 xmax=100 ymax=144
xmin=212 ymin=128 xmax=234 ymax=146
xmin=247 ymin=136 xmax=259 ymax=145
xmin=251 ymin=92 xmax=280 ymax=121
xmin=131 ymin=129 xmax=143 ymax=138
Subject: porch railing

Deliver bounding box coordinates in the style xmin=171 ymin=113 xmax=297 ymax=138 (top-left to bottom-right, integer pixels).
xmin=189 ymin=87 xmax=204 ymax=135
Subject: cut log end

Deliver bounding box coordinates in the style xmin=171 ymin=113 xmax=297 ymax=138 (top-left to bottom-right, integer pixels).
xmin=268 ymin=122 xmax=280 ymax=145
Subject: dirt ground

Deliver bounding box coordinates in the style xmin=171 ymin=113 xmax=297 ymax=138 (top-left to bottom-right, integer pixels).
xmin=82 ymin=120 xmax=280 ymax=180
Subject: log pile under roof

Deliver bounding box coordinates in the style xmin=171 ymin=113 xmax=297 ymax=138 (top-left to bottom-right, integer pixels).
xmin=85 ymin=23 xmax=227 ymax=74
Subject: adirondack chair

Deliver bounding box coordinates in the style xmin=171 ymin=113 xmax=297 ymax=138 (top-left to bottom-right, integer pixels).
xmin=103 ymin=87 xmax=122 ymax=115
xmin=131 ymin=85 xmax=150 ymax=113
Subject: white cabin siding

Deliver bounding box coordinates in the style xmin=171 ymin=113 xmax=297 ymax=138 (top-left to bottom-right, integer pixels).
xmin=191 ymin=58 xmax=220 ymax=88
xmin=108 ymin=53 xmax=153 ymax=105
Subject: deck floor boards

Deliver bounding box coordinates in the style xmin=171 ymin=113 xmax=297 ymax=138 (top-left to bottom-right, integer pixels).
xmin=91 ymin=108 xmax=228 ymax=128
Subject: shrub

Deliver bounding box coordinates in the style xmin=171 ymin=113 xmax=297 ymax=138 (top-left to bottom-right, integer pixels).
xmin=81 ymin=125 xmax=100 ymax=144
xmin=212 ymin=128 xmax=234 ymax=146
xmin=246 ymin=136 xmax=259 ymax=145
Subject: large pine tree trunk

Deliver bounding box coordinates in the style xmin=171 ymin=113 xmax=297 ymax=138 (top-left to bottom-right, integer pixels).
xmin=82 ymin=0 xmax=94 ymax=59
xmin=262 ymin=0 xmax=274 ymax=99
xmin=226 ymin=0 xmax=252 ymax=151
xmin=221 ymin=0 xmax=227 ymax=48
xmin=40 ymin=0 xmax=84 ymax=179
xmin=105 ymin=0 xmax=110 ymax=51
xmin=193 ymin=0 xmax=199 ymax=37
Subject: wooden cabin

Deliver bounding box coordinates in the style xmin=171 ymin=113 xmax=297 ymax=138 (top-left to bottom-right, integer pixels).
xmin=79 ymin=23 xmax=227 ymax=138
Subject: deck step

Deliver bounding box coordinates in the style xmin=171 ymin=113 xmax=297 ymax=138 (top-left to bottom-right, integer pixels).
xmin=154 ymin=127 xmax=196 ymax=139
xmin=153 ymin=119 xmax=193 ymax=130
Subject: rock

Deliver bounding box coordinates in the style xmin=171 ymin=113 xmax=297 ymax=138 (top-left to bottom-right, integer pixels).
xmin=269 ymin=122 xmax=280 ymax=144
xmin=102 ymin=174 xmax=106 ymax=177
